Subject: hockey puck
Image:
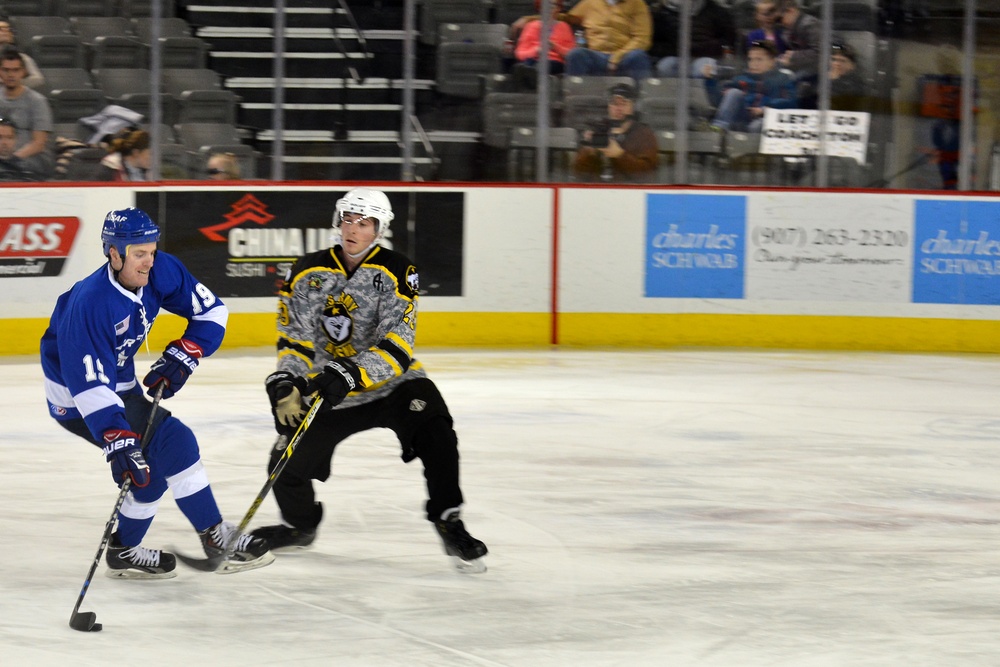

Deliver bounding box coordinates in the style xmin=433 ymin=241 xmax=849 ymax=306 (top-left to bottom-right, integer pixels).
xmin=91 ymin=623 xmax=103 ymax=632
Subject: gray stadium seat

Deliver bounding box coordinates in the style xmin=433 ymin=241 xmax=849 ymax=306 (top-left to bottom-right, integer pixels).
xmin=69 ymin=16 xmax=133 ymax=44
xmin=53 ymin=0 xmax=115 ymax=17
xmin=158 ymin=36 xmax=208 ymax=69
xmin=130 ymin=17 xmax=191 ymax=43
xmin=174 ymin=122 xmax=242 ymax=152
xmin=8 ymin=16 xmax=72 ymax=42
xmin=419 ymin=0 xmax=490 ymax=45
xmin=435 ymin=23 xmax=507 ymax=99
xmin=27 ymin=34 xmax=85 ymax=69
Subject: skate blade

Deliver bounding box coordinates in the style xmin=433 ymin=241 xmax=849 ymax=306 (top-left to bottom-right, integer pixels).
xmin=215 ymin=550 xmax=276 ymax=575
xmin=450 ymin=555 xmax=487 ymax=574
xmin=269 ymin=543 xmax=315 ymax=555
xmin=105 ymin=568 xmax=177 ymax=580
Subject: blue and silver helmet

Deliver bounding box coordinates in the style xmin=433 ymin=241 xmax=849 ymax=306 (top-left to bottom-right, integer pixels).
xmin=101 ymin=207 xmax=160 ymax=257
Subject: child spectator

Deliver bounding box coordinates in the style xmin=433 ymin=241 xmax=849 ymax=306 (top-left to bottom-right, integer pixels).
xmin=703 ymin=39 xmax=796 ymax=132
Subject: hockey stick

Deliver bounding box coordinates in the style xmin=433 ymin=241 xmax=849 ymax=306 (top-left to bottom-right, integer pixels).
xmin=174 ymin=395 xmax=325 ymax=573
xmin=69 ymin=384 xmax=164 ymax=633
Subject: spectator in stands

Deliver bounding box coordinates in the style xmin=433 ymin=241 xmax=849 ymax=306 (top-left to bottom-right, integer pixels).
xmin=0 ymin=47 xmax=53 ymax=178
xmin=745 ymin=0 xmax=787 ymax=57
xmin=97 ymin=128 xmax=151 ymax=181
xmin=513 ymin=0 xmax=575 ymax=85
xmin=572 ymin=82 xmax=658 ymax=182
xmin=0 ymin=116 xmax=35 ymax=180
xmin=702 ymin=39 xmax=796 ymax=132
xmin=829 ymin=43 xmax=866 ymax=111
xmin=515 ymin=0 xmax=653 ymax=81
xmin=775 ymin=0 xmax=820 ymax=82
xmin=206 ymin=151 xmax=241 ymax=180
xmin=650 ymin=0 xmax=737 ymax=79
xmin=0 ymin=18 xmax=43 ymax=90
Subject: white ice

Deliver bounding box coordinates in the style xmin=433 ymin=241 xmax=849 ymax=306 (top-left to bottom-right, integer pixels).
xmin=1 ymin=348 xmax=999 ymax=666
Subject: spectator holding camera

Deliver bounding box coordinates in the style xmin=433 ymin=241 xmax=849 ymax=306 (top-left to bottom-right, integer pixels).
xmin=573 ymin=82 xmax=658 ymax=182
xmin=703 ymin=39 xmax=796 ymax=133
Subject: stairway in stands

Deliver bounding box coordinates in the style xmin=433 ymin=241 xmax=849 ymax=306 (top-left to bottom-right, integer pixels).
xmin=184 ymin=0 xmax=438 ymax=180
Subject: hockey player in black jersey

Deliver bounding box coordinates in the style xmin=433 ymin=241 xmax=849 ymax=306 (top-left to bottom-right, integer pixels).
xmin=254 ymin=188 xmax=488 ymax=572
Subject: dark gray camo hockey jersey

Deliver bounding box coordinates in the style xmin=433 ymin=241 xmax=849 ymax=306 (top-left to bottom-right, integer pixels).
xmin=275 ymin=243 xmax=426 ymax=408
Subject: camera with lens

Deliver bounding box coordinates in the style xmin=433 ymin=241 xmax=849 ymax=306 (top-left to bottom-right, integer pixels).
xmin=583 ymin=118 xmax=612 ymax=149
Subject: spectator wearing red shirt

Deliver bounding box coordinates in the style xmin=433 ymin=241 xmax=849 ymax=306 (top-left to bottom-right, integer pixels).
xmin=514 ymin=0 xmax=576 ymax=76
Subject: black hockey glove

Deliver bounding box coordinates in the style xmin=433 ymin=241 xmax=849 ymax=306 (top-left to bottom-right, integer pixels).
xmin=312 ymin=359 xmax=363 ymax=408
xmin=143 ymin=338 xmax=203 ymax=399
xmin=103 ymin=429 xmax=150 ymax=488
xmin=265 ymin=371 xmax=309 ymax=428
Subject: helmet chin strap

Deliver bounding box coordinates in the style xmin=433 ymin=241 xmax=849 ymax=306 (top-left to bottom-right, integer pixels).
xmin=345 ymin=241 xmax=376 ymax=259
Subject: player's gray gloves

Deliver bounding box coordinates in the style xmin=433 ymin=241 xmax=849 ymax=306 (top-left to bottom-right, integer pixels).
xmin=265 ymin=371 xmax=309 ymax=427
xmin=312 ymin=359 xmax=363 ymax=407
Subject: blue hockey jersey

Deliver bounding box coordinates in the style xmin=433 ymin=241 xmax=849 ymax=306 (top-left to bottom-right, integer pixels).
xmin=40 ymin=251 xmax=228 ymax=441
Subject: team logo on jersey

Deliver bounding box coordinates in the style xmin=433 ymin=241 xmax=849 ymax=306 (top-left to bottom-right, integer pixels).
xmin=405 ymin=265 xmax=419 ymax=295
xmin=50 ymin=404 xmax=67 ymax=416
xmin=409 ymin=399 xmax=426 ymax=412
xmin=307 ymin=276 xmax=325 ymax=291
xmin=322 ymin=293 xmax=358 ymax=348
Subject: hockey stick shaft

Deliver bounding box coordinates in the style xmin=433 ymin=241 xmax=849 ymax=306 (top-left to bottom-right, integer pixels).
xmin=69 ymin=385 xmax=164 ymax=630
xmin=225 ymin=395 xmax=325 ymax=556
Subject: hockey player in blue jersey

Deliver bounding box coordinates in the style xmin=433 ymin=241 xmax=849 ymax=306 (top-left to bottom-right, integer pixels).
xmin=40 ymin=207 xmax=273 ymax=578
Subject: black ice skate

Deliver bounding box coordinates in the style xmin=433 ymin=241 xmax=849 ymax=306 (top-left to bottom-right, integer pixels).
xmin=200 ymin=521 xmax=275 ymax=574
xmin=105 ymin=533 xmax=177 ymax=579
xmin=434 ymin=510 xmax=488 ymax=573
xmin=250 ymin=524 xmax=317 ymax=553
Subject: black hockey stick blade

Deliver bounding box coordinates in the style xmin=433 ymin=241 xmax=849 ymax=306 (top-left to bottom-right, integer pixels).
xmin=69 ymin=611 xmax=102 ymax=632
xmin=173 ymin=549 xmax=224 ymax=573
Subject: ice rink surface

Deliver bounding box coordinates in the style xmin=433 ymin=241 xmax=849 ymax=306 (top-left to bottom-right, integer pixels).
xmin=1 ymin=347 xmax=999 ymax=666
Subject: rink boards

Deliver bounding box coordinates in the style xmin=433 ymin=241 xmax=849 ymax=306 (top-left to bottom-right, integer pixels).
xmin=0 ymin=183 xmax=998 ymax=354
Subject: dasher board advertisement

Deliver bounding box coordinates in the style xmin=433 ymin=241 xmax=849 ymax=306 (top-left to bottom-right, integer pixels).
xmin=136 ymin=190 xmax=465 ymax=298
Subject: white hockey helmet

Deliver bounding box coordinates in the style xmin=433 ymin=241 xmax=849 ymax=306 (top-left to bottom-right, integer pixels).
xmin=333 ymin=188 xmax=394 ymax=239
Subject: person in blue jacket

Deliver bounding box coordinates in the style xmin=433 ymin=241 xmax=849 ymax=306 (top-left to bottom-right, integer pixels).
xmin=702 ymin=39 xmax=797 ymax=132
xmin=40 ymin=207 xmax=273 ymax=578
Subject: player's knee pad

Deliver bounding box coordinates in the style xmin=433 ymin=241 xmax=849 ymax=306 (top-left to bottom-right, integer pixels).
xmin=145 ymin=417 xmax=201 ymax=478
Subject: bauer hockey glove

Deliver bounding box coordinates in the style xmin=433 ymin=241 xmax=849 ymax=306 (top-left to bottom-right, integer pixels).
xmin=103 ymin=429 xmax=150 ymax=488
xmin=265 ymin=370 xmax=309 ymax=427
xmin=313 ymin=359 xmax=363 ymax=408
xmin=143 ymin=338 xmax=203 ymax=399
